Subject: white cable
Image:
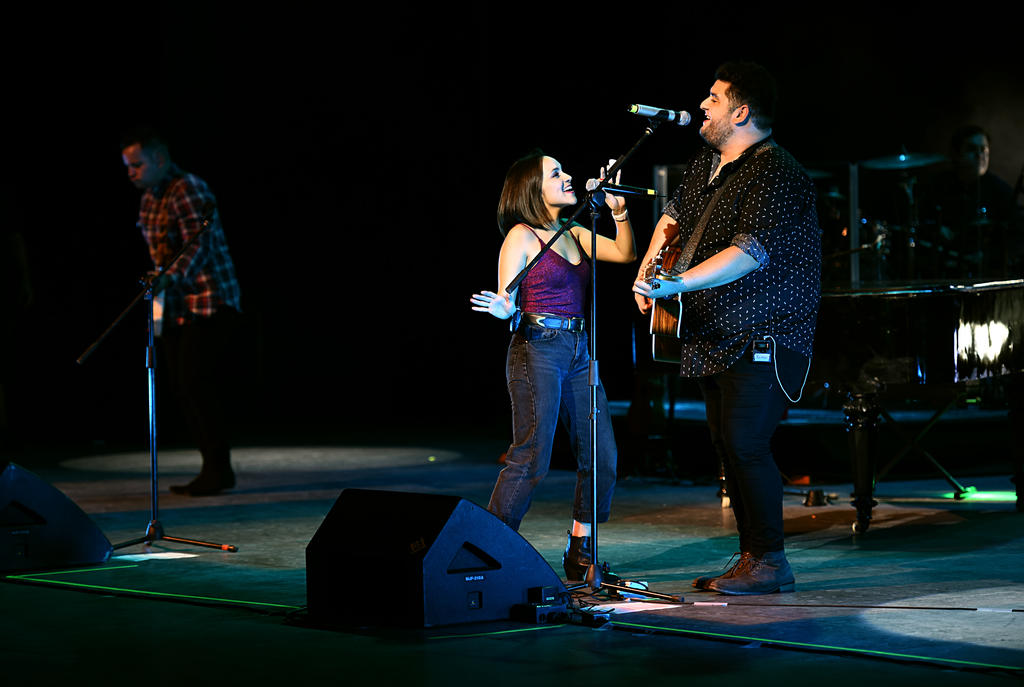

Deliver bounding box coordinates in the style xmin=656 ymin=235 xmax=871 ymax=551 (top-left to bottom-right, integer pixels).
xmin=764 ymin=335 xmax=812 ymax=403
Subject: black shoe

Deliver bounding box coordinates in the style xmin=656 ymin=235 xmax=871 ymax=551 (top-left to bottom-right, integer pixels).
xmin=562 ymin=532 xmax=592 ymax=581
xmin=708 ymin=550 xmax=795 ymax=595
xmin=692 ymin=552 xmax=753 ymax=590
xmin=562 ymin=531 xmax=619 ymax=583
xmin=170 ymin=468 xmax=235 ymax=496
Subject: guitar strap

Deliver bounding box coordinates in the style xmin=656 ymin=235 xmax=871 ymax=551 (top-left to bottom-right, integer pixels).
xmin=668 ymin=139 xmax=775 ymax=276
xmin=670 ymin=179 xmax=732 ymax=276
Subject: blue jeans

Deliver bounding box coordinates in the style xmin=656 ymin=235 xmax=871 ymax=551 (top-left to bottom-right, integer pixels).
xmin=487 ymin=324 xmax=617 ymax=531
xmin=698 ymin=346 xmax=808 ymax=555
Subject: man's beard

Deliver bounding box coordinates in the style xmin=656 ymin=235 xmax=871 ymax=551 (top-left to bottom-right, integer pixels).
xmin=699 ymin=117 xmax=733 ymax=149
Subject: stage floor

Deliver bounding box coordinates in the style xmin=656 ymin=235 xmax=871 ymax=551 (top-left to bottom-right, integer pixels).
xmin=1 ymin=430 xmax=1021 ymax=685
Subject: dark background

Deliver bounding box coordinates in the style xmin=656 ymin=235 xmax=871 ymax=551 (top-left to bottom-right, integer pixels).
xmin=3 ymin=7 xmax=1022 ymax=452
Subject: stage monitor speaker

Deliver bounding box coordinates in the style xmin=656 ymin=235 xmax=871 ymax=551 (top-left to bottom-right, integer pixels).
xmin=306 ymin=488 xmax=567 ymax=628
xmin=0 ymin=463 xmax=113 ymax=573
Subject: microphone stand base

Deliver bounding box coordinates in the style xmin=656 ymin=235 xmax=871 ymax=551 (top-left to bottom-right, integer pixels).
xmin=566 ymin=564 xmax=683 ymax=603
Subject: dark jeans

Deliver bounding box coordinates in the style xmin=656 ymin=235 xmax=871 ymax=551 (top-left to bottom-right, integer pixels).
xmin=488 ymin=325 xmax=617 ymax=531
xmin=160 ymin=309 xmax=240 ymax=472
xmin=698 ymin=344 xmax=809 ymax=555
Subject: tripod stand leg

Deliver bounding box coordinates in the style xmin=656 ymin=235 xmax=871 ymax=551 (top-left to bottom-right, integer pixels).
xmin=112 ymin=520 xmax=237 ymax=552
xmin=112 ymin=536 xmax=155 ymax=551
xmin=566 ymin=563 xmax=683 ymax=602
xmin=876 ymin=396 xmax=972 ymax=496
xmin=161 ymin=535 xmax=238 ymax=552
xmin=112 ymin=519 xmax=165 ymax=550
xmin=598 ymin=581 xmax=683 ymax=603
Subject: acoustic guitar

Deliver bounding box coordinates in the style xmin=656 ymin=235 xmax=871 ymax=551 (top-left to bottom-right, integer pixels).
xmin=641 ymin=245 xmax=684 ymax=363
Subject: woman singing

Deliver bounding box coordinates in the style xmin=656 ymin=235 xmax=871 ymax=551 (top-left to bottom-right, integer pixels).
xmin=469 ymin=150 xmax=636 ymax=580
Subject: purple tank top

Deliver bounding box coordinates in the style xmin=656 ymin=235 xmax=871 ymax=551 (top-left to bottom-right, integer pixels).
xmin=518 ymin=226 xmax=589 ymax=317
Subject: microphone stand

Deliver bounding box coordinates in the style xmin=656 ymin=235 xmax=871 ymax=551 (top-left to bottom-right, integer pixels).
xmin=506 ymin=118 xmax=681 ymax=604
xmin=77 ymin=205 xmax=237 ymax=553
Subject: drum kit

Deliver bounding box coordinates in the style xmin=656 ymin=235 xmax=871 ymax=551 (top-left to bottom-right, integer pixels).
xmin=813 ymin=151 xmax=951 ymax=285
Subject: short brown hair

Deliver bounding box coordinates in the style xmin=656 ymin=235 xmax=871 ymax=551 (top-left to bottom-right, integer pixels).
xmin=496 ymin=150 xmax=555 ymax=235
xmin=120 ymin=125 xmax=170 ymax=156
xmin=715 ymin=61 xmax=777 ymax=130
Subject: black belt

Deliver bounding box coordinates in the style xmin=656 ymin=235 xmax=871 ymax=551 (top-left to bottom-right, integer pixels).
xmin=519 ymin=312 xmax=585 ymax=332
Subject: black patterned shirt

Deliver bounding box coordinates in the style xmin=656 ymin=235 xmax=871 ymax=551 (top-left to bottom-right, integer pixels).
xmin=662 ymin=138 xmax=821 ymax=376
xmin=138 ymin=165 xmax=241 ymax=326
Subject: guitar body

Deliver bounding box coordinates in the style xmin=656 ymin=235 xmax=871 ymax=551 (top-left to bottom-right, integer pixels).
xmin=650 ymin=300 xmax=683 ymax=364
xmin=642 ymin=245 xmax=685 ymax=364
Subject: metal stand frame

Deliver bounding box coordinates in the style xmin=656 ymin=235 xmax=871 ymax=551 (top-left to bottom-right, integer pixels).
xmin=843 ymin=390 xmax=974 ymax=534
xmin=77 ymin=204 xmax=237 ymax=553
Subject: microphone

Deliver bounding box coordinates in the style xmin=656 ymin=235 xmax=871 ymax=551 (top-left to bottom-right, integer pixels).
xmin=628 ymin=104 xmax=691 ymax=126
xmin=585 ymin=179 xmax=659 ymax=197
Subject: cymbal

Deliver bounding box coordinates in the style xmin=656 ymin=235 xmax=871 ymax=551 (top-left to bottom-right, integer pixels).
xmin=861 ymin=152 xmax=947 ymax=170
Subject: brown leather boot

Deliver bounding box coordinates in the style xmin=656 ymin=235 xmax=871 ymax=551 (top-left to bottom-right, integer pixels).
xmin=692 ymin=552 xmax=754 ymax=590
xmin=708 ymin=550 xmax=795 ymax=595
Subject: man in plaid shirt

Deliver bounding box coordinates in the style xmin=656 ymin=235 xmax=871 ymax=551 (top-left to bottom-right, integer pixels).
xmin=121 ymin=127 xmax=242 ymax=496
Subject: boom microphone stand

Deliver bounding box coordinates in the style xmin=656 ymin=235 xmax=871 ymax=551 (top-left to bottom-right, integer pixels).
xmin=505 ymin=117 xmax=680 ymax=603
xmin=77 ymin=203 xmax=237 ymax=553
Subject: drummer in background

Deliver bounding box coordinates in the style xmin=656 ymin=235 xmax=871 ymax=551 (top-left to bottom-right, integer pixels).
xmin=921 ymin=125 xmax=1024 ymax=279
xmin=922 ymin=127 xmax=1024 ymax=509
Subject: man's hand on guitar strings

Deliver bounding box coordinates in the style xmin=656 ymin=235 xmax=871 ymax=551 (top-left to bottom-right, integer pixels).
xmin=633 ymin=274 xmax=683 ymax=303
xmin=632 ymin=278 xmax=654 ymax=314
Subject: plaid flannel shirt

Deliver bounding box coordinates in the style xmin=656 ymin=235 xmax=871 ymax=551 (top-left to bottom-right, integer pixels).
xmin=138 ymin=165 xmax=241 ymax=326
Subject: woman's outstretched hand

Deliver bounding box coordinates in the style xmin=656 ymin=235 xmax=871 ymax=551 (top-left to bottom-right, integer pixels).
xmin=470 ymin=290 xmax=516 ymax=320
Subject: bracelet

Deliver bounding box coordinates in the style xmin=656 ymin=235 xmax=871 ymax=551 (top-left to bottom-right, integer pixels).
xmin=612 ymin=210 xmax=629 ymax=222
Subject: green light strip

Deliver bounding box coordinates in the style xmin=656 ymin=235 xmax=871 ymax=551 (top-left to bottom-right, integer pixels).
xmin=429 ymin=624 xmax=566 ymax=640
xmin=5 ymin=568 xmax=301 ymax=611
xmin=940 ymin=490 xmax=1016 ymax=502
xmin=6 ymin=565 xmax=140 ymax=578
xmin=609 ymin=620 xmax=1023 ymax=672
